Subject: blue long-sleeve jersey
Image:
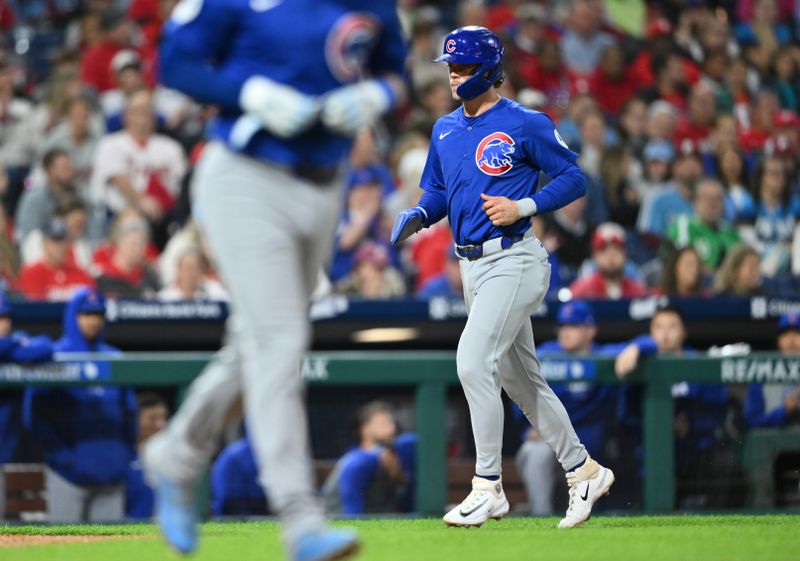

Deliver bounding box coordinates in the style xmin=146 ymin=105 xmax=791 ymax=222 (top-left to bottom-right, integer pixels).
xmin=324 ymin=432 xmax=416 ymax=515
xmin=159 ymin=0 xmax=406 ymax=167
xmin=0 ymin=330 xmax=53 ymax=464
xmin=210 ymin=437 xmax=268 ymax=516
xmin=418 ymin=98 xmax=586 ymax=246
xmin=125 ymin=453 xmax=153 ymax=519
xmin=616 ymin=338 xmax=729 ymax=474
xmin=522 ymin=338 xmax=651 ymax=460
xmin=742 ymin=383 xmax=797 ymax=428
xmin=24 ymin=288 xmax=136 ymax=486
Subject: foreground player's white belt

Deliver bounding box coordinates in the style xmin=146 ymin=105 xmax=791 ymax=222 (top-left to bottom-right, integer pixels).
xmin=455 ymin=230 xmax=533 ymax=261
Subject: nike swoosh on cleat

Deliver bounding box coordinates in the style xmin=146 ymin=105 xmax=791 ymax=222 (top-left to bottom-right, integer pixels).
xmin=459 ymin=498 xmax=488 ymax=517
xmin=580 ymin=482 xmax=590 ymax=501
xmin=439 ymin=130 xmax=453 ymax=140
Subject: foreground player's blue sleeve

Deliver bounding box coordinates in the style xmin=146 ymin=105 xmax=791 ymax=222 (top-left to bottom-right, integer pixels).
xmin=159 ymin=0 xmax=246 ymax=110
xmin=521 ymin=113 xmax=586 ymax=214
xmin=417 ymin=138 xmax=448 ymax=225
xmin=743 ymin=384 xmax=789 ymax=428
xmin=338 ymin=450 xmax=380 ymax=515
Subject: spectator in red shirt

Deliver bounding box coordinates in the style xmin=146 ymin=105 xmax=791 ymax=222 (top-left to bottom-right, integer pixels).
xmin=80 ymin=8 xmax=138 ymax=93
xmin=92 ymin=208 xmax=160 ymax=272
xmin=409 ymin=222 xmax=453 ymax=292
xmin=518 ymin=39 xmax=573 ymax=116
xmin=740 ymin=90 xmax=779 ymax=155
xmin=638 ymin=51 xmax=691 ymax=111
xmin=674 ymin=83 xmax=717 ymax=155
xmin=95 ymin=214 xmax=160 ymax=299
xmin=588 ymin=44 xmax=639 ymax=115
xmin=0 ymin=1 xmax=15 ymax=31
xmin=16 ymin=217 xmax=94 ymax=301
xmin=505 ymin=4 xmax=549 ymax=88
xmin=569 ymin=223 xmax=649 ymax=300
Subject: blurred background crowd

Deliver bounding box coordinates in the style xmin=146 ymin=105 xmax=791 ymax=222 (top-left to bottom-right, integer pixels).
xmin=0 ymin=0 xmax=799 ymax=303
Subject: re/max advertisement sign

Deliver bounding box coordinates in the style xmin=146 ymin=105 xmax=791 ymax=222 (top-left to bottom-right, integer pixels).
xmin=721 ymin=358 xmax=800 ymax=384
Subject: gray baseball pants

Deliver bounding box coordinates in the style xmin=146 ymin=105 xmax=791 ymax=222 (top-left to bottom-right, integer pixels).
xmin=45 ymin=468 xmax=124 ymax=522
xmin=149 ymin=143 xmax=341 ymax=544
xmin=456 ymin=236 xmax=587 ymax=477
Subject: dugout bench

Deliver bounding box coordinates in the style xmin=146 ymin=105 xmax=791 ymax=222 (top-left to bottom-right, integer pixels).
xmin=2 ymin=352 xmax=799 ymax=516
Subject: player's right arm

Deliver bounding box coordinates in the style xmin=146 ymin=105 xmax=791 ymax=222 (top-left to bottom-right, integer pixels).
xmin=390 ymin=134 xmax=447 ymax=245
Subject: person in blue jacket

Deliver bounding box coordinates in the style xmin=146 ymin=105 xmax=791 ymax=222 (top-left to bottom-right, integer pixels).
xmin=210 ymin=432 xmax=269 ymax=517
xmin=126 ymin=392 xmax=168 ymax=520
xmin=322 ymin=401 xmax=416 ymax=515
xmin=24 ymin=287 xmax=137 ymax=521
xmin=743 ymin=313 xmax=800 ymax=428
xmin=615 ymin=304 xmax=739 ymax=509
xmin=515 ymin=300 xmax=649 ymax=515
xmin=0 ymin=292 xmax=53 ymax=518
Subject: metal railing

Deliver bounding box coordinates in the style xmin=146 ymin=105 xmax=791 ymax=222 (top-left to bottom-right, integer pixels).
xmin=3 ymin=351 xmax=799 ymax=515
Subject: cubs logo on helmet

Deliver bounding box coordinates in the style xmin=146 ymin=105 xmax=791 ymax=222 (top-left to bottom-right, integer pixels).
xmin=445 ymin=39 xmax=457 ymax=53
xmin=325 ymin=12 xmax=380 ymax=83
xmin=475 ymin=132 xmax=516 ymax=176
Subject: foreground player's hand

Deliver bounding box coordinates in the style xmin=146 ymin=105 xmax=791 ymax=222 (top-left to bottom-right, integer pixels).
xmin=480 ymin=193 xmax=521 ymax=226
xmin=321 ymin=79 xmax=394 ymax=136
xmin=240 ymin=76 xmax=320 ymax=138
xmin=614 ymin=344 xmax=640 ymax=379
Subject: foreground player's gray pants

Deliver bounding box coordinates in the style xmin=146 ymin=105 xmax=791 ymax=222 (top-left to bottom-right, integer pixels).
xmin=457 ymin=236 xmax=586 ymax=477
xmin=45 ymin=468 xmax=123 ymax=522
xmin=152 ymin=143 xmax=341 ymax=543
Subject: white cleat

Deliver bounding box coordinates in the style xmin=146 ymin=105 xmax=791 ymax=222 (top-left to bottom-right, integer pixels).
xmin=443 ymin=476 xmax=510 ymax=528
xmin=558 ymin=456 xmax=615 ymax=528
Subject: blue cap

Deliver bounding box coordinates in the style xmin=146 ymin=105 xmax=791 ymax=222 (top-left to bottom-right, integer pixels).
xmin=76 ymin=289 xmax=106 ymax=315
xmin=557 ymin=301 xmax=595 ymax=326
xmin=778 ymin=312 xmax=800 ymax=333
xmin=0 ymin=292 xmax=11 ymax=316
xmin=643 ymin=140 xmax=675 ymax=163
xmin=347 ymin=168 xmax=381 ymax=190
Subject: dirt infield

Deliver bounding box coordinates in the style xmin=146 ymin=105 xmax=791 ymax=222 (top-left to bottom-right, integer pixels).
xmin=0 ymin=535 xmax=140 ymax=547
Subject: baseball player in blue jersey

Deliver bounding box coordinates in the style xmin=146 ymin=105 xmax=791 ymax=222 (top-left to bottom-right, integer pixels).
xmin=391 ymin=27 xmax=614 ymax=528
xmin=142 ymin=2 xmax=406 ymax=560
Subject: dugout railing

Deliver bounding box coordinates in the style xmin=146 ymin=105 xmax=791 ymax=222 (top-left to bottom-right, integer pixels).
xmin=1 ymin=351 xmax=799 ymax=515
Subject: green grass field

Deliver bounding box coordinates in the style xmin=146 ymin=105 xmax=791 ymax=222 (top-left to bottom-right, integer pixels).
xmin=1 ymin=515 xmax=798 ymax=561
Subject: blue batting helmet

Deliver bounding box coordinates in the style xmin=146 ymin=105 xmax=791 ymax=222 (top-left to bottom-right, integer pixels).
xmin=434 ymin=26 xmax=504 ymax=100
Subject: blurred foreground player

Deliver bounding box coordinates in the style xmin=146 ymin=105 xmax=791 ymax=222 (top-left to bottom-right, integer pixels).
xmin=143 ymin=1 xmax=406 ymax=560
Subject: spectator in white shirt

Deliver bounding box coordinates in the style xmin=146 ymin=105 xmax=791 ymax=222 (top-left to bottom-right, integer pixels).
xmin=90 ymin=89 xmax=186 ymax=245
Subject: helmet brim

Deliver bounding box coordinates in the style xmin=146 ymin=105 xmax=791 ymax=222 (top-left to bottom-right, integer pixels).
xmin=433 ymin=53 xmax=486 ymax=64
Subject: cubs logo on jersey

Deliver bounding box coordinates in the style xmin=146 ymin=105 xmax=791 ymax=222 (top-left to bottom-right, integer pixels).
xmin=325 ymin=12 xmax=381 ymax=83
xmin=475 ymin=132 xmax=516 ymax=176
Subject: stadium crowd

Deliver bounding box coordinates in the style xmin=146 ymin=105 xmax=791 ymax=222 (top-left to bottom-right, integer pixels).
xmin=0 ymin=0 xmax=798 ymax=302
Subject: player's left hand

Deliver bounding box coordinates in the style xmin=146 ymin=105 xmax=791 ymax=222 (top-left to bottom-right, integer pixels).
xmin=481 ymin=193 xmax=521 ymax=226
xmin=321 ymin=79 xmax=394 ymax=136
